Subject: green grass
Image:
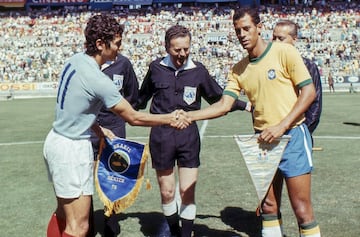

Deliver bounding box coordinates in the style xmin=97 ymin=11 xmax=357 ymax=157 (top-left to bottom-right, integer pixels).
xmin=0 ymin=93 xmax=359 ymax=237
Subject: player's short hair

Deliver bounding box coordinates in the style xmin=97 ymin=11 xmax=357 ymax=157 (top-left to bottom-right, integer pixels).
xmin=84 ymin=14 xmax=124 ymax=56
xmin=275 ymin=20 xmax=299 ymax=39
xmin=165 ymin=25 xmax=191 ymax=50
xmin=233 ymin=7 xmax=261 ymax=26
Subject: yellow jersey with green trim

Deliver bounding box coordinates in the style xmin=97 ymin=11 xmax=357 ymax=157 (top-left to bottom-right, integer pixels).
xmin=224 ymin=42 xmax=312 ymax=131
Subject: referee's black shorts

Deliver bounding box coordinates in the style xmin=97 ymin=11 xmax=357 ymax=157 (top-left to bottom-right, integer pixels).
xmin=149 ymin=123 xmax=200 ymax=170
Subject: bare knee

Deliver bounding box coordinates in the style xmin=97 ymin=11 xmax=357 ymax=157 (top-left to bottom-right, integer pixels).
xmin=60 ymin=197 xmax=91 ymax=237
xmin=157 ymin=169 xmax=176 ymax=203
xmin=160 ymin=187 xmax=176 ymax=203
xmin=78 ymin=220 xmax=89 ymax=237
xmin=292 ymin=202 xmax=315 ymax=224
xmin=66 ymin=218 xmax=89 ymax=237
xmin=261 ymin=197 xmax=279 ymax=214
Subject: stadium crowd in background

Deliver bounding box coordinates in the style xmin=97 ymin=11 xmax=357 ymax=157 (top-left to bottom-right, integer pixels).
xmin=0 ymin=1 xmax=359 ymax=88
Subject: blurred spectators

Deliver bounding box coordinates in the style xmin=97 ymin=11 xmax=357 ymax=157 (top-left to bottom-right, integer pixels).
xmin=0 ymin=2 xmax=359 ymax=86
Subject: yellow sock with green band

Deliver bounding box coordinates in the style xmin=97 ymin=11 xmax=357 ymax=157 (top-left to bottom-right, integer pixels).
xmin=299 ymin=221 xmax=321 ymax=237
xmin=261 ymin=214 xmax=283 ymax=237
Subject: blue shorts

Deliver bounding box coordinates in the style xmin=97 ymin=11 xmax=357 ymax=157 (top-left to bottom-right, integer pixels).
xmin=279 ymin=124 xmax=313 ymax=178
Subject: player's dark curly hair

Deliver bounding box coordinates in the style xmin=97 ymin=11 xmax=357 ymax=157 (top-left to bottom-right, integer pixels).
xmin=84 ymin=14 xmax=124 ymax=56
xmin=165 ymin=25 xmax=191 ymax=51
xmin=233 ymin=7 xmax=261 ymax=26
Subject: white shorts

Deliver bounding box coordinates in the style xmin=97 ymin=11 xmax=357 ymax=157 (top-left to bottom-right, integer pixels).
xmin=43 ymin=129 xmax=94 ymax=198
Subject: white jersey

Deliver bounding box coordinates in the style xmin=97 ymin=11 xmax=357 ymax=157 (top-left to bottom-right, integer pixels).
xmin=53 ymin=53 xmax=122 ymax=139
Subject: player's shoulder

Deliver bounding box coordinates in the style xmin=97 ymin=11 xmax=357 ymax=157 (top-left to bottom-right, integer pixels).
xmin=116 ymin=54 xmax=131 ymax=63
xmin=232 ymin=56 xmax=249 ymax=75
xmin=302 ymin=56 xmax=315 ymax=65
xmin=68 ymin=53 xmax=101 ymax=75
xmin=151 ymin=57 xmax=163 ymax=65
xmin=67 ymin=52 xmax=85 ymax=64
xmin=271 ymin=41 xmax=294 ymax=49
xmin=271 ymin=42 xmax=298 ymax=55
xmin=302 ymin=57 xmax=319 ymax=71
xmin=192 ymin=60 xmax=207 ymax=70
xmin=110 ymin=54 xmax=132 ymax=67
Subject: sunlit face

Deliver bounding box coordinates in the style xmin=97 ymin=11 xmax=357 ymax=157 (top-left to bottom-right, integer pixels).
xmin=233 ymin=14 xmax=261 ymax=52
xmin=102 ymin=34 xmax=122 ymax=62
xmin=166 ymin=36 xmax=191 ymax=69
xmin=273 ymin=25 xmax=295 ymax=45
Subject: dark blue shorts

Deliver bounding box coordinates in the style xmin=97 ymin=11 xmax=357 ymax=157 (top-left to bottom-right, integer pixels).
xmin=149 ymin=123 xmax=200 ymax=170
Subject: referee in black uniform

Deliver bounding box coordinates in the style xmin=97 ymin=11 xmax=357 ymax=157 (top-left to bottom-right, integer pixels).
xmin=136 ymin=25 xmax=249 ymax=237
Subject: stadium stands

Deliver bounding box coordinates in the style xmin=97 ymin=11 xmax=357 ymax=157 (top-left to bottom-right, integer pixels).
xmin=0 ymin=2 xmax=359 ymax=90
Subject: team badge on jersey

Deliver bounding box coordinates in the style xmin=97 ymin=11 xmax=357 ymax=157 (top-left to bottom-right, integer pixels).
xmin=267 ymin=69 xmax=276 ymax=80
xmin=113 ymin=74 xmax=124 ymax=90
xmin=183 ymin=86 xmax=196 ymax=105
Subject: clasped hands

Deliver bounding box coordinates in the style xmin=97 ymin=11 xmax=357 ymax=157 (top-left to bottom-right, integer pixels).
xmin=170 ymin=109 xmax=192 ymax=129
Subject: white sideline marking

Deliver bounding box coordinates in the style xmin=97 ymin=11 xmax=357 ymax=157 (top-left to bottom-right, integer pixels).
xmin=0 ymin=141 xmax=45 ymax=146
xmin=0 ymin=135 xmax=359 ymax=146
xmin=199 ymin=120 xmax=209 ymax=141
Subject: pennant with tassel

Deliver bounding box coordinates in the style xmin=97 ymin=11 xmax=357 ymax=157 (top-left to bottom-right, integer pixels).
xmin=95 ymin=137 xmax=149 ymax=217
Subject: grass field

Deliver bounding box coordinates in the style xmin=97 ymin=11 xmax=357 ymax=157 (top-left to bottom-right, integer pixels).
xmin=0 ymin=93 xmax=359 ymax=237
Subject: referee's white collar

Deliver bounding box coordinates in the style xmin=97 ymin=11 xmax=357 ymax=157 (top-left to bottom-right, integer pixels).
xmin=160 ymin=55 xmax=196 ymax=72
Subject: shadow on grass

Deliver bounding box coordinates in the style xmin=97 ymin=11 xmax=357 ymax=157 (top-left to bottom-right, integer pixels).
xmin=343 ymin=122 xmax=360 ymax=126
xmin=195 ymin=206 xmax=260 ymax=237
xmin=220 ymin=206 xmax=261 ymax=237
xmin=93 ymin=206 xmax=260 ymax=237
xmin=93 ymin=209 xmax=170 ymax=237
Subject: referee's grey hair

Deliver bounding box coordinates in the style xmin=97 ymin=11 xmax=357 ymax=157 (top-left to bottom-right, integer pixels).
xmin=165 ymin=25 xmax=191 ymax=50
xmin=275 ymin=20 xmax=299 ymax=39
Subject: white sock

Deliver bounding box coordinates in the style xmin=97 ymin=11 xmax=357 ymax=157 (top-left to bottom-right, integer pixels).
xmin=162 ymin=199 xmax=177 ymax=216
xmin=262 ymin=214 xmax=283 ymax=237
xmin=179 ymin=204 xmax=196 ymax=220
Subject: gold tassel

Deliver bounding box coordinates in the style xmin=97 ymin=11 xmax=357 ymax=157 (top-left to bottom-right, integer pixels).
xmin=96 ymin=137 xmax=105 ymax=161
xmin=145 ymin=145 xmax=152 ymax=190
xmin=146 ymin=178 xmax=152 ymax=190
xmin=94 ymin=159 xmax=114 ymax=217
